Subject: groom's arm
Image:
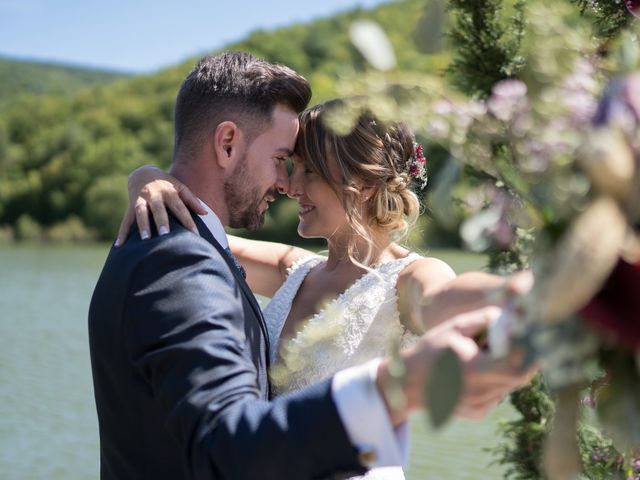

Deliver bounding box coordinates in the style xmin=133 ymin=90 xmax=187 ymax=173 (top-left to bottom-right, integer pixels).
xmin=124 ymin=233 xmax=366 ymax=480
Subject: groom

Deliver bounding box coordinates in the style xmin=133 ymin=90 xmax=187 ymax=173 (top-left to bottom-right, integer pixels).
xmin=89 ymin=52 xmax=529 ymax=480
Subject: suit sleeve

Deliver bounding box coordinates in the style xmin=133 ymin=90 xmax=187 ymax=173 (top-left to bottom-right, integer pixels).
xmin=123 ymin=235 xmax=366 ymax=479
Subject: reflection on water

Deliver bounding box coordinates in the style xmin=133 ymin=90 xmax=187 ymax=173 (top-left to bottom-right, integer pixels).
xmin=0 ymin=245 xmax=105 ymax=479
xmin=0 ymin=245 xmax=512 ymax=479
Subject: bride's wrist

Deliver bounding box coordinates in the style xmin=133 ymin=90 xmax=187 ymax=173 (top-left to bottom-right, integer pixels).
xmin=127 ymin=165 xmax=164 ymax=187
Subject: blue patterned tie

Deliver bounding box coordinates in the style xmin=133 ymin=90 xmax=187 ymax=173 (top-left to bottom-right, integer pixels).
xmin=224 ymin=247 xmax=246 ymax=279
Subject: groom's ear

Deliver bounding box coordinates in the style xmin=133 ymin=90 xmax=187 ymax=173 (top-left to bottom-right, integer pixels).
xmin=213 ymin=121 xmax=242 ymax=169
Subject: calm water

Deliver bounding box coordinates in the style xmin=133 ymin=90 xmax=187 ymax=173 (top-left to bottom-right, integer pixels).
xmin=0 ymin=245 xmax=514 ymax=479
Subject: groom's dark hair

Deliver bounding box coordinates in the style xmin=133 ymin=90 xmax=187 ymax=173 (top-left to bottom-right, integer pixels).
xmin=173 ymin=51 xmax=311 ymax=160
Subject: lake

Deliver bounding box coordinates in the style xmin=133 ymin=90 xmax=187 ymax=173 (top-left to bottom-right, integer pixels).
xmin=0 ymin=244 xmax=515 ymax=479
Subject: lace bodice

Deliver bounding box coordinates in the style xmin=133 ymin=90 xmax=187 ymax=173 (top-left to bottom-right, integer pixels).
xmin=264 ymin=253 xmax=421 ymax=394
xmin=263 ymin=254 xmax=421 ymax=480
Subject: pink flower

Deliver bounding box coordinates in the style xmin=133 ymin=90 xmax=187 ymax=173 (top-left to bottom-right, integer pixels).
xmin=487 ymin=79 xmax=528 ymax=122
xmin=580 ymin=392 xmax=595 ymax=408
xmin=627 ymin=0 xmax=640 ymax=19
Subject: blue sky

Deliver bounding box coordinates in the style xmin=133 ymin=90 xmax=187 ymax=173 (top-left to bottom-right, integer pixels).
xmin=0 ymin=0 xmax=391 ymax=73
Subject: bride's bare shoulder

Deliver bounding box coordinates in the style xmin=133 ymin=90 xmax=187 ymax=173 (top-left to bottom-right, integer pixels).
xmin=397 ymin=255 xmax=456 ymax=284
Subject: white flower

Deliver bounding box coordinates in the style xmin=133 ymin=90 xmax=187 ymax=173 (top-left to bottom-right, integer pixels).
xmin=487 ymin=80 xmax=528 ymax=122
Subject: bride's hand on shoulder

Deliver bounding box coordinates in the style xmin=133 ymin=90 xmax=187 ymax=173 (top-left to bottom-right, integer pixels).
xmin=115 ymin=165 xmax=206 ymax=246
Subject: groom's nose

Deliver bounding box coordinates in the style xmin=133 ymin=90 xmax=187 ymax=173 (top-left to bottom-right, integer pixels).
xmin=275 ymin=162 xmax=290 ymax=195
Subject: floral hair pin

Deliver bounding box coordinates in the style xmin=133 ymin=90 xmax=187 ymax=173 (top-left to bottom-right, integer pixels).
xmin=406 ymin=142 xmax=428 ymax=190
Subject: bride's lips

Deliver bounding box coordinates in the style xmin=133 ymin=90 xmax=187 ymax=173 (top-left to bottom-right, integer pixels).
xmin=299 ymin=203 xmax=315 ymax=217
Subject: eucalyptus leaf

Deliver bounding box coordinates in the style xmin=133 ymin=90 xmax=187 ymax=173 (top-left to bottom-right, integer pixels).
xmin=618 ymin=30 xmax=640 ymax=73
xmin=428 ymin=158 xmax=460 ymax=230
xmin=322 ymin=101 xmax=360 ymax=136
xmin=414 ymin=0 xmax=446 ymax=54
xmin=427 ymin=347 xmax=463 ymax=429
xmin=349 ymin=20 xmax=396 ymax=71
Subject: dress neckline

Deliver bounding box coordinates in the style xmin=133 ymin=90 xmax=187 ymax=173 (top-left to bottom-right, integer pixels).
xmin=275 ymin=253 xmax=420 ymax=360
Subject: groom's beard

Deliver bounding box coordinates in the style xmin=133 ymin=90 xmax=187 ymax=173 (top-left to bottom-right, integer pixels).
xmin=224 ymin=158 xmax=274 ymax=231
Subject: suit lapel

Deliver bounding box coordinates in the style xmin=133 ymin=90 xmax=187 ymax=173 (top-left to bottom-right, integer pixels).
xmin=192 ymin=215 xmax=271 ymax=366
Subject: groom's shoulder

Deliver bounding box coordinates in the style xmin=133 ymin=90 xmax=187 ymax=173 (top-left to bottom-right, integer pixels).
xmin=104 ymin=217 xmax=223 ymax=275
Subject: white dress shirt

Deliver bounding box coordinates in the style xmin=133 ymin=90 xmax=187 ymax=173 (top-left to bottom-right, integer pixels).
xmin=197 ymin=201 xmax=407 ymax=469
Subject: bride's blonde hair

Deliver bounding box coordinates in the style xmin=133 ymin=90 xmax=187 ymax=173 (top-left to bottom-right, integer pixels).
xmin=294 ymin=99 xmax=421 ymax=266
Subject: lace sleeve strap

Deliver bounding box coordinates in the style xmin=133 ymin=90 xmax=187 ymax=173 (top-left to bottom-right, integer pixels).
xmin=286 ymin=254 xmax=324 ymax=277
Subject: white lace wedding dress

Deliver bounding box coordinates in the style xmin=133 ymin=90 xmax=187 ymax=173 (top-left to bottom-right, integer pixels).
xmin=263 ymin=253 xmax=421 ymax=480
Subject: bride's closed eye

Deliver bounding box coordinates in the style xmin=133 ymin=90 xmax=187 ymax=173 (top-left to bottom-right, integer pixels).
xmin=289 ymin=158 xmax=308 ymax=175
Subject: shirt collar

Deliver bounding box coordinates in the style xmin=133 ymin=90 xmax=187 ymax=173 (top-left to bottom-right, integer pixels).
xmin=197 ymin=199 xmax=228 ymax=249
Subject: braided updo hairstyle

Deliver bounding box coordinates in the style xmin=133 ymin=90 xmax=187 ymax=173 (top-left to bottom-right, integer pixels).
xmin=294 ymin=99 xmax=421 ymax=265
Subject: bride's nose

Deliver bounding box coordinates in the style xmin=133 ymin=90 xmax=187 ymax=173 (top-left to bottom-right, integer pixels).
xmin=286 ymin=173 xmax=303 ymax=199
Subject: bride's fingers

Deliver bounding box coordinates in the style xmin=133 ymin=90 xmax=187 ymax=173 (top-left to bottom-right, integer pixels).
xmin=149 ymin=194 xmax=171 ymax=236
xmin=115 ymin=207 xmax=135 ymax=247
xmin=505 ymin=270 xmax=534 ymax=297
xmin=135 ymin=198 xmax=152 ymax=240
xmin=452 ymin=306 xmax=502 ymax=338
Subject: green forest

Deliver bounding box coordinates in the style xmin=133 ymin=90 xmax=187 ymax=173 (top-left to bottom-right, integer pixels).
xmin=0 ymin=0 xmax=454 ymax=244
xmin=0 ymin=57 xmax=129 ymax=108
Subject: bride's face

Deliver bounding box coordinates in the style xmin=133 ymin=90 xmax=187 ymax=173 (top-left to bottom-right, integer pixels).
xmin=287 ymin=153 xmax=349 ymax=239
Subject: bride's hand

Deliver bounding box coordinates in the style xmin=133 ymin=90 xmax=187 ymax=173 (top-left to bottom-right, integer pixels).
xmin=378 ymin=305 xmax=537 ymax=426
xmin=407 ymin=269 xmax=534 ymax=333
xmin=115 ymin=165 xmax=206 ymax=246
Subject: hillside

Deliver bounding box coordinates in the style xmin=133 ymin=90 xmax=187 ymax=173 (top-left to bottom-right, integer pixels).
xmin=0 ymin=57 xmax=129 ymax=107
xmin=0 ymin=0 xmax=441 ymax=241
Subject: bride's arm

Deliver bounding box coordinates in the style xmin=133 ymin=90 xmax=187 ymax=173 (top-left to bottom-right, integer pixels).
xmin=116 ymin=165 xmax=313 ymax=297
xmin=397 ymin=259 xmax=532 ymax=334
xmin=228 ymin=235 xmax=312 ymax=297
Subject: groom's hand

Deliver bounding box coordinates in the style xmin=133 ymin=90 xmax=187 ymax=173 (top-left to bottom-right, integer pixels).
xmin=376 ymin=306 xmax=535 ymax=426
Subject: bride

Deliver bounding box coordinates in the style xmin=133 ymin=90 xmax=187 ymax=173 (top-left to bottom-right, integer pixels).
xmin=118 ymin=100 xmax=530 ymax=479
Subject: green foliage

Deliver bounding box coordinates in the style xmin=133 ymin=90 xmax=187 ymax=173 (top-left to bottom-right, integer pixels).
xmin=447 ymin=0 xmax=526 ymax=98
xmin=0 ymin=57 xmax=128 ymax=109
xmin=83 ymin=174 xmax=129 ymax=240
xmin=0 ymin=0 xmax=444 ymax=241
xmin=492 ymin=374 xmax=631 ymax=479
xmin=46 ymin=216 xmax=96 ymax=242
xmin=231 ymin=0 xmax=444 ymax=101
xmin=570 ymin=0 xmax=632 ymax=39
xmin=492 ymin=375 xmax=554 ymax=479
xmin=578 ymin=423 xmax=626 ymax=479
xmin=14 ymin=214 xmax=43 ymax=241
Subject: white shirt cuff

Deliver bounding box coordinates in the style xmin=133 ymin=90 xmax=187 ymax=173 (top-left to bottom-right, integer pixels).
xmin=331 ymin=358 xmax=409 ymax=468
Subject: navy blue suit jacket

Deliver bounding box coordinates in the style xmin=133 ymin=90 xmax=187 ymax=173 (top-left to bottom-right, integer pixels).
xmin=89 ymin=215 xmax=366 ymax=479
